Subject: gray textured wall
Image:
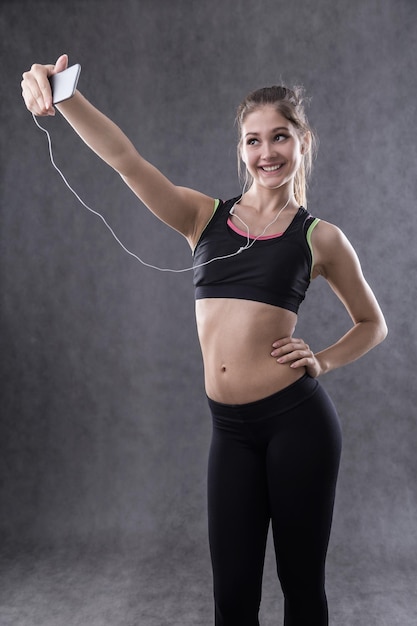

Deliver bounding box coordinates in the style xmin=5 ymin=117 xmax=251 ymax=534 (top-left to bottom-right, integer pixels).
xmin=1 ymin=0 xmax=416 ymax=584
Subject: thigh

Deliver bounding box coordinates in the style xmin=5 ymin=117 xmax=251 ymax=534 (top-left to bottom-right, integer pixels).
xmin=266 ymin=385 xmax=342 ymax=590
xmin=207 ymin=424 xmax=270 ymax=611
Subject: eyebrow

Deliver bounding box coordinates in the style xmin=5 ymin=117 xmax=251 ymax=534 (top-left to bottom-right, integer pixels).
xmin=244 ymin=126 xmax=290 ymax=137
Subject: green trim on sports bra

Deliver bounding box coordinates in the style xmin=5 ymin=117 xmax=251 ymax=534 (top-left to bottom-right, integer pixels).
xmin=306 ymin=217 xmax=320 ymax=279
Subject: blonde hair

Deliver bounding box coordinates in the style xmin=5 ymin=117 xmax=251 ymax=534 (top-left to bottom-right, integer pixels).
xmin=235 ymin=85 xmax=317 ymax=207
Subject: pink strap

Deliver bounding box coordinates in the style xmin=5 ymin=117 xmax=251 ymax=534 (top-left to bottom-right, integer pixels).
xmin=227 ymin=217 xmax=283 ymax=240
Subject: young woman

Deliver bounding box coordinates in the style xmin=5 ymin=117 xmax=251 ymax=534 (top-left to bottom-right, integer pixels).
xmin=21 ymin=54 xmax=387 ymax=626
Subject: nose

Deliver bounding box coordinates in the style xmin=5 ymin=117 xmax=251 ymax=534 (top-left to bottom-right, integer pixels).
xmin=262 ymin=141 xmax=278 ymax=160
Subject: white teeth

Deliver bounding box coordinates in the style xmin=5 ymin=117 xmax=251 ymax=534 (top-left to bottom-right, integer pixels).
xmin=262 ymin=165 xmax=281 ymax=172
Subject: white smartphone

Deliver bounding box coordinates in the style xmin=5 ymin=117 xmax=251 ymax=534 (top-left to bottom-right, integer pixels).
xmin=49 ymin=64 xmax=81 ymax=104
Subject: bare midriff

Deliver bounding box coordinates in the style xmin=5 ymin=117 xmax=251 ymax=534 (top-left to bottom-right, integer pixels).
xmin=195 ymin=298 xmax=306 ymax=404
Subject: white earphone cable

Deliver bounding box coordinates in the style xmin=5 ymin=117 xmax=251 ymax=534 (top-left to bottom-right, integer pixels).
xmin=32 ymin=114 xmax=289 ymax=272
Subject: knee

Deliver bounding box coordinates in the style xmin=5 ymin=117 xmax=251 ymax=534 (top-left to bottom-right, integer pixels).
xmin=214 ymin=578 xmax=261 ymax=626
xmin=279 ymin=572 xmax=328 ymax=624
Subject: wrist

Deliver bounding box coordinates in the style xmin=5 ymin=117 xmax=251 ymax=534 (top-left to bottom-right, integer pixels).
xmin=315 ymin=352 xmax=330 ymax=376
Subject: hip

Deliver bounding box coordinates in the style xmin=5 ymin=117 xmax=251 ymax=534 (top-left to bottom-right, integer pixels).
xmin=207 ymin=374 xmax=342 ymax=450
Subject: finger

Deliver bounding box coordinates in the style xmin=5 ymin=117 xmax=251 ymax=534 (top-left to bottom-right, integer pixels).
xmin=271 ymin=340 xmax=308 ymax=358
xmin=22 ymin=63 xmax=58 ymax=114
xmin=290 ymin=357 xmax=311 ymax=369
xmin=51 ymin=54 xmax=68 ymax=75
xmin=22 ymin=80 xmax=53 ymax=116
xmin=276 ymin=348 xmax=312 ymax=364
xmin=21 ymin=77 xmax=47 ymax=115
xmin=272 ymin=336 xmax=306 ymax=350
xmin=42 ymin=55 xmax=68 ymax=111
xmin=272 ymin=336 xmax=293 ymax=349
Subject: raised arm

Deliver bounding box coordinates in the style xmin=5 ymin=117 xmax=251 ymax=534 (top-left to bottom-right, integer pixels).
xmin=21 ymin=55 xmax=214 ymax=247
xmin=272 ymin=220 xmax=388 ymax=375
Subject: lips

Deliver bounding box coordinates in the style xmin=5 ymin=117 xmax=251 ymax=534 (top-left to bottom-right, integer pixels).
xmin=260 ymin=163 xmax=283 ymax=172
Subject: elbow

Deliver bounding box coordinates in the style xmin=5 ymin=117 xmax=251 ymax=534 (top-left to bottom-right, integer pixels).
xmin=356 ymin=315 xmax=388 ymax=349
xmin=374 ymin=315 xmax=388 ymax=345
xmin=379 ymin=319 xmax=388 ymax=343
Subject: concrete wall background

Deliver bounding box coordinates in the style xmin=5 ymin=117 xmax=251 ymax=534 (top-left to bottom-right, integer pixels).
xmin=1 ymin=0 xmax=416 ymax=593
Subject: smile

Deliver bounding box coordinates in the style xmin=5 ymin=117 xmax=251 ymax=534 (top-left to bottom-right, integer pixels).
xmin=260 ymin=164 xmax=283 ymax=172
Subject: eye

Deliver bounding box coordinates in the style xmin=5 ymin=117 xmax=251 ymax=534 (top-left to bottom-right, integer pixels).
xmin=274 ymin=133 xmax=288 ymax=142
xmin=246 ymin=137 xmax=259 ymax=146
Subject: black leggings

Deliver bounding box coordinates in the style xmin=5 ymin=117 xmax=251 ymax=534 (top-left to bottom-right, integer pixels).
xmin=207 ymin=374 xmax=342 ymax=626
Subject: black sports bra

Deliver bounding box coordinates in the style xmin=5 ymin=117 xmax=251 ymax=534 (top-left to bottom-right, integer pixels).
xmin=193 ymin=197 xmax=320 ymax=314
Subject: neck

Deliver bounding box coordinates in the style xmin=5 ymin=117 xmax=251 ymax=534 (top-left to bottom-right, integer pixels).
xmin=242 ymin=182 xmax=297 ymax=213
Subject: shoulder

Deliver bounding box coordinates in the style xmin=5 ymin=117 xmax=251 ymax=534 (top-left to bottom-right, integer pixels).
xmin=312 ymin=219 xmax=347 ymax=248
xmin=310 ymin=219 xmax=360 ymax=279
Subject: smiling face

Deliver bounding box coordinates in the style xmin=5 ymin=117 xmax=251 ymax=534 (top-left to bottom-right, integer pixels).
xmin=240 ymin=105 xmax=308 ymax=193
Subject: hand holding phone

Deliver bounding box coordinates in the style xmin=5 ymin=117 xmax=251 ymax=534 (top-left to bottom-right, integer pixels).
xmin=49 ymin=64 xmax=81 ymax=104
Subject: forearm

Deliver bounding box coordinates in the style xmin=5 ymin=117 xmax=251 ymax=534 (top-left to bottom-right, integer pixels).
xmin=57 ymin=91 xmax=138 ymax=174
xmin=315 ymin=319 xmax=387 ymax=375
